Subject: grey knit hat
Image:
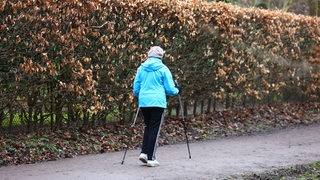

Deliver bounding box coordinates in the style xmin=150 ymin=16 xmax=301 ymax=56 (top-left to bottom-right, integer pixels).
xmin=148 ymin=46 xmax=165 ymax=59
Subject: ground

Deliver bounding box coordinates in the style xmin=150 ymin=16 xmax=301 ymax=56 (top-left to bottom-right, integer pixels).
xmin=1 ymin=123 xmax=320 ymax=180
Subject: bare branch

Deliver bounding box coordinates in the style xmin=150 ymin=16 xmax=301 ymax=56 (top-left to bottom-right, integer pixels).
xmin=90 ymin=21 xmax=115 ymax=29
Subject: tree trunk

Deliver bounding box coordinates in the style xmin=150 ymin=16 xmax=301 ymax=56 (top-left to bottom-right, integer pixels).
xmin=0 ymin=109 xmax=4 ymax=131
xmin=67 ymin=102 xmax=74 ymax=126
xmin=8 ymin=105 xmax=14 ymax=134
xmin=176 ymin=105 xmax=179 ymax=118
xmin=207 ymin=98 xmax=212 ymax=113
xmin=39 ymin=109 xmax=44 ymax=128
xmin=201 ymin=100 xmax=205 ymax=114
xmin=83 ymin=110 xmax=89 ymax=128
xmin=27 ymin=105 xmax=33 ymax=133
xmin=255 ymin=0 xmax=270 ymax=9
xmin=167 ymin=106 xmax=172 ymax=116
xmin=252 ymin=0 xmax=256 ymax=6
xmin=193 ymin=100 xmax=197 ymax=115
xmin=184 ymin=101 xmax=188 ymax=116
xmin=49 ymin=82 xmax=54 ymax=130
xmin=33 ymin=108 xmax=39 ymax=131
xmin=309 ymin=0 xmax=320 ymax=16
xmin=55 ymin=96 xmax=63 ymax=130
xmin=282 ymin=0 xmax=293 ymax=12
xmin=230 ymin=0 xmax=238 ymax=5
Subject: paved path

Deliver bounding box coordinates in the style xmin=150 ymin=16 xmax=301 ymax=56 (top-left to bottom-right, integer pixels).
xmin=1 ymin=124 xmax=320 ymax=180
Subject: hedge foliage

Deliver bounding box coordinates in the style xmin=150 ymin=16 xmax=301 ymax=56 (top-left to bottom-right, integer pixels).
xmin=0 ymin=0 xmax=319 ymax=132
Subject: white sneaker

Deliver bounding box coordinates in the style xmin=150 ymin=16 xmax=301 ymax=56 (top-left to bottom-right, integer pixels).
xmin=139 ymin=153 xmax=148 ymax=164
xmin=147 ymin=160 xmax=160 ymax=167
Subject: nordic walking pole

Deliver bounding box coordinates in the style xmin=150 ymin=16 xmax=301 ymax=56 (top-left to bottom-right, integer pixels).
xmin=175 ymin=80 xmax=191 ymax=159
xmin=121 ymin=107 xmax=140 ymax=165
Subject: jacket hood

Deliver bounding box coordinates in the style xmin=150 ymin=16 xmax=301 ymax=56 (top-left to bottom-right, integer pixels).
xmin=141 ymin=57 xmax=164 ymax=72
xmin=148 ymin=46 xmax=165 ymax=59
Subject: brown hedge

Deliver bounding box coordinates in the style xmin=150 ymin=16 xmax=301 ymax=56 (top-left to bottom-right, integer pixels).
xmin=0 ymin=0 xmax=319 ymax=131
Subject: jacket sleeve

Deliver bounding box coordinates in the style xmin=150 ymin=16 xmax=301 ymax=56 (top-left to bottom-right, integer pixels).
xmin=163 ymin=67 xmax=179 ymax=96
xmin=133 ymin=68 xmax=141 ymax=97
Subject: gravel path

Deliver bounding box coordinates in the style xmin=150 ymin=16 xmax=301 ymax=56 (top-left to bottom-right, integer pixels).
xmin=1 ymin=124 xmax=320 ymax=180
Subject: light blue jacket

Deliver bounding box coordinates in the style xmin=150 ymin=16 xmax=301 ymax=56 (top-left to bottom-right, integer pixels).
xmin=133 ymin=57 xmax=179 ymax=108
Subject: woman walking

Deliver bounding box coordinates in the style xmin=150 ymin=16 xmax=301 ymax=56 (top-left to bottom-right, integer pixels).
xmin=133 ymin=46 xmax=180 ymax=167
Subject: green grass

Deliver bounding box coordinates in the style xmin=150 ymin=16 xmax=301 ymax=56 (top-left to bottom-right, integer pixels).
xmin=241 ymin=161 xmax=320 ymax=180
xmin=298 ymin=162 xmax=320 ymax=180
xmin=1 ymin=112 xmax=55 ymax=128
xmin=1 ymin=110 xmax=121 ymax=128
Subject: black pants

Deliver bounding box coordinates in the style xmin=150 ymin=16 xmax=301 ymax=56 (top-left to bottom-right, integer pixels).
xmin=141 ymin=107 xmax=165 ymax=160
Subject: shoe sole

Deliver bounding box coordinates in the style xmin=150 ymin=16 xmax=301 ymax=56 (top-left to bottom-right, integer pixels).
xmin=147 ymin=163 xmax=159 ymax=167
xmin=139 ymin=157 xmax=147 ymax=164
xmin=146 ymin=160 xmax=159 ymax=167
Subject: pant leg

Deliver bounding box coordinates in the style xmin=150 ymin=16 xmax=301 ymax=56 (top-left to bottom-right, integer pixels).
xmin=141 ymin=108 xmax=151 ymax=154
xmin=141 ymin=107 xmax=164 ymax=160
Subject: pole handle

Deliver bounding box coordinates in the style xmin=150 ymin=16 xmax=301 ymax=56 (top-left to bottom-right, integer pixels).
xmin=174 ymin=79 xmax=179 ymax=86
